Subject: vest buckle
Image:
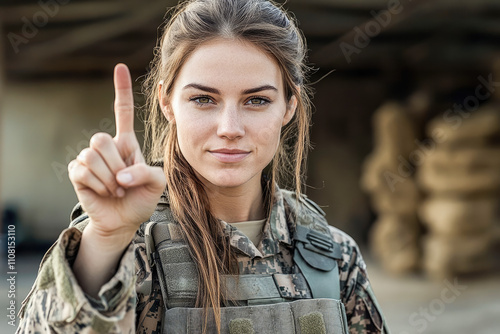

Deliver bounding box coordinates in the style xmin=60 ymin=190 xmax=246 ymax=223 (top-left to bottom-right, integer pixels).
xmin=306 ymin=229 xmax=334 ymax=252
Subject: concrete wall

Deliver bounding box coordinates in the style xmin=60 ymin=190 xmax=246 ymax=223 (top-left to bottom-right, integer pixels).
xmin=0 ymin=78 xmax=126 ymax=242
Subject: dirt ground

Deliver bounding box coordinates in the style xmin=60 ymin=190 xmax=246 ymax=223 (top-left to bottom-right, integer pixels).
xmin=365 ymin=254 xmax=500 ymax=334
xmin=1 ymin=251 xmax=499 ymax=333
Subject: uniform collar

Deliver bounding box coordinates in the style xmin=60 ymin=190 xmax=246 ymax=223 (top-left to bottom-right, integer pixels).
xmin=222 ymin=184 xmax=293 ymax=259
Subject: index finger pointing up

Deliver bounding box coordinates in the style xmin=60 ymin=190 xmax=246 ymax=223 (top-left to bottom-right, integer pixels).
xmin=113 ymin=63 xmax=135 ymax=136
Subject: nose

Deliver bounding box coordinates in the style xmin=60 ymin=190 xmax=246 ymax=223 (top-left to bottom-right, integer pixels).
xmin=216 ymin=105 xmax=245 ymax=140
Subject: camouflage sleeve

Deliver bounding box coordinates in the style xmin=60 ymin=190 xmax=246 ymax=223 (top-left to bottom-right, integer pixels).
xmin=328 ymin=226 xmax=390 ymax=334
xmin=16 ymin=221 xmax=137 ymax=334
xmin=134 ymin=225 xmax=164 ymax=333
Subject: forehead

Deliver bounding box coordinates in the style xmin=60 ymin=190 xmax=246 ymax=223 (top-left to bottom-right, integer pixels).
xmin=174 ymin=38 xmax=283 ymax=92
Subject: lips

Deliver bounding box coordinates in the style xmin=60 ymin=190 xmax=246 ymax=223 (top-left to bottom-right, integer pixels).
xmin=209 ymin=148 xmax=250 ymax=163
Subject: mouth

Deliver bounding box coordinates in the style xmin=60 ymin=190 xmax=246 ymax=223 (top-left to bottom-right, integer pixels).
xmin=209 ymin=148 xmax=250 ymax=163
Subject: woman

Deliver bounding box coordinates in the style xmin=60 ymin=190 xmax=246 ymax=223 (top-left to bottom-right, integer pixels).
xmin=17 ymin=0 xmax=389 ymax=333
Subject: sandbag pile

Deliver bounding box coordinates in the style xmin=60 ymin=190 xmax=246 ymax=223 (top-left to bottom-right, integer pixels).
xmin=361 ymin=101 xmax=421 ymax=274
xmin=417 ymin=105 xmax=500 ymax=278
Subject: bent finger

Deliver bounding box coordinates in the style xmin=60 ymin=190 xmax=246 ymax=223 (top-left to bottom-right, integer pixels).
xmin=90 ymin=132 xmax=127 ymax=173
xmin=69 ymin=160 xmax=111 ymax=197
xmin=77 ymin=147 xmax=124 ymax=197
xmin=116 ymin=163 xmax=166 ymax=192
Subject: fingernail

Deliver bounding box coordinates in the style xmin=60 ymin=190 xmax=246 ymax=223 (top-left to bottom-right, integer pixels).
xmin=116 ymin=187 xmax=125 ymax=197
xmin=117 ymin=172 xmax=132 ymax=184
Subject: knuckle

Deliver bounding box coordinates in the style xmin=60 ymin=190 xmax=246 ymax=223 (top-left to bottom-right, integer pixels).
xmin=68 ymin=159 xmax=77 ymax=171
xmin=130 ymin=163 xmax=148 ymax=182
xmin=96 ymin=185 xmax=109 ymax=196
xmin=79 ymin=168 xmax=92 ymax=184
xmin=70 ymin=165 xmax=85 ymax=183
xmin=68 ymin=160 xmax=79 ymax=180
xmin=90 ymin=132 xmax=112 ymax=148
xmin=136 ymin=162 xmax=147 ymax=172
xmin=105 ymin=175 xmax=118 ymax=189
xmin=78 ymin=147 xmax=91 ymax=157
xmin=138 ymin=163 xmax=152 ymax=179
xmin=78 ymin=148 xmax=97 ymax=166
xmin=114 ymin=101 xmax=134 ymax=112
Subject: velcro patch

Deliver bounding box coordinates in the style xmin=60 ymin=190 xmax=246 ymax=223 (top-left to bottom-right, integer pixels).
xmin=299 ymin=311 xmax=326 ymax=334
xmin=229 ymin=318 xmax=255 ymax=334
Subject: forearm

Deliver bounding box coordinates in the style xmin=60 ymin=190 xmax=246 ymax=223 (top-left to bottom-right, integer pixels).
xmin=18 ymin=225 xmax=137 ymax=333
xmin=73 ymin=220 xmax=135 ymax=298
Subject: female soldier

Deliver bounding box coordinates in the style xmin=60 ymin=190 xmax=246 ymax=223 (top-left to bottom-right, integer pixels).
xmin=17 ymin=0 xmax=389 ymax=333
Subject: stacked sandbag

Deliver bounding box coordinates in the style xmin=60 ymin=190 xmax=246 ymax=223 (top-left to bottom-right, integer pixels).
xmin=417 ymin=105 xmax=500 ymax=278
xmin=361 ymin=101 xmax=421 ymax=274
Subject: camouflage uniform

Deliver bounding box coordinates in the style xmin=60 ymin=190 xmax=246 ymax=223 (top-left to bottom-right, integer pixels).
xmin=17 ymin=186 xmax=389 ymax=333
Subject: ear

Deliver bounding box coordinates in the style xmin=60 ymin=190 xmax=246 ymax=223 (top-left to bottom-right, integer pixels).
xmin=158 ymin=80 xmax=175 ymax=123
xmin=282 ymin=88 xmax=299 ymax=126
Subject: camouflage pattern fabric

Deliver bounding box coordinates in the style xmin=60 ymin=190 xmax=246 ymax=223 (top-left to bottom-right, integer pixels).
xmin=17 ymin=186 xmax=389 ymax=333
xmin=16 ymin=220 xmax=137 ymax=334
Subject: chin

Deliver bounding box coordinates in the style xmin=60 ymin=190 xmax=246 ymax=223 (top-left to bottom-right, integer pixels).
xmin=209 ymin=175 xmax=246 ymax=188
xmin=202 ymin=170 xmax=256 ymax=189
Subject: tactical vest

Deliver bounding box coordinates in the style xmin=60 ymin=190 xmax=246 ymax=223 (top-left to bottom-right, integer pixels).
xmin=144 ymin=190 xmax=349 ymax=334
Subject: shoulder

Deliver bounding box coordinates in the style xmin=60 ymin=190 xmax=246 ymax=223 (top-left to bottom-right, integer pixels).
xmin=279 ymin=189 xmax=369 ymax=284
xmin=325 ymin=219 xmax=388 ymax=332
xmin=279 ymin=189 xmax=370 ymax=290
xmin=291 ymin=196 xmax=387 ymax=331
xmin=327 ymin=225 xmax=367 ymax=273
xmin=329 ymin=224 xmax=389 ymax=332
xmin=280 ymin=189 xmax=361 ymax=254
xmin=324 ymin=221 xmax=374 ymax=310
xmin=279 ymin=188 xmax=325 ymax=215
xmin=326 ymin=224 xmax=371 ymax=298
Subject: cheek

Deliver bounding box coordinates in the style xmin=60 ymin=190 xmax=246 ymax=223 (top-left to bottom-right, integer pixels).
xmin=177 ymin=119 xmax=208 ymax=146
xmin=253 ymin=114 xmax=283 ymax=152
xmin=174 ymin=112 xmax=210 ymax=154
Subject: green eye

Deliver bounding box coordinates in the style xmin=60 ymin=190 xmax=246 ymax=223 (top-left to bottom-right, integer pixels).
xmin=247 ymin=97 xmax=270 ymax=105
xmin=191 ymin=96 xmax=213 ymax=105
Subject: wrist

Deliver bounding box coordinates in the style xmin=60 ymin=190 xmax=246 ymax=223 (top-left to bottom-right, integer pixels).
xmin=83 ymin=220 xmax=136 ymax=253
xmin=73 ymin=221 xmax=135 ymax=298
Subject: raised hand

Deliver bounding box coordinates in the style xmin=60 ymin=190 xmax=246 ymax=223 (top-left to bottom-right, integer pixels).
xmin=68 ymin=64 xmax=166 ymax=240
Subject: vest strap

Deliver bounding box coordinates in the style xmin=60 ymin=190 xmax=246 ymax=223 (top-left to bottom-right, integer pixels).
xmin=294 ymin=247 xmax=340 ymax=300
xmin=225 ymin=275 xmax=280 ymax=301
xmin=281 ymin=190 xmax=343 ymax=300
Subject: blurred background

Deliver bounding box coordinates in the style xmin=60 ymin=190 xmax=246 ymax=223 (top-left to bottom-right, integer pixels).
xmin=1 ymin=0 xmax=500 ymax=333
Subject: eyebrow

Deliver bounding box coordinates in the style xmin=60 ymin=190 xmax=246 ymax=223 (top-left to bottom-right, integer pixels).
xmin=183 ymin=83 xmax=278 ymax=95
xmin=243 ymin=85 xmax=278 ymax=94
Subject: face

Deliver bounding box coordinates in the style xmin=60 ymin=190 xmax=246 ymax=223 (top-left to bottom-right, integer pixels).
xmin=160 ymin=38 xmax=297 ymax=190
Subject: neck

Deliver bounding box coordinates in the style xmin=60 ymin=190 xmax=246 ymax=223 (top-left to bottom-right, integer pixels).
xmin=202 ymin=173 xmax=265 ymax=223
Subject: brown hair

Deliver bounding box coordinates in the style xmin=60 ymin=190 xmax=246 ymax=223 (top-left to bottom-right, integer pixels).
xmin=142 ymin=0 xmax=311 ymax=331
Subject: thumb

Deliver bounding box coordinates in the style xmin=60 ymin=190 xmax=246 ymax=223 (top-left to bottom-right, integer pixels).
xmin=116 ymin=163 xmax=166 ymax=192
